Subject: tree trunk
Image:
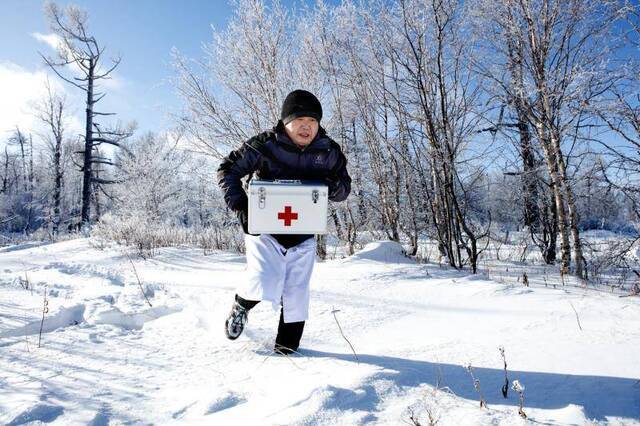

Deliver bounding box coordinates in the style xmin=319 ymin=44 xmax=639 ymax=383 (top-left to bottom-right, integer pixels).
xmin=536 ymin=189 xmax=558 ymax=264
xmin=81 ymin=59 xmax=95 ymax=228
xmin=52 ymin=131 xmax=63 ymax=237
xmin=16 ymin=129 xmax=27 ymax=192
xmin=1 ymin=147 xmax=8 ymax=193
xmin=553 ymin=131 xmax=586 ymax=278
xmin=330 ymin=205 xmax=343 ymax=241
xmin=507 ymin=32 xmax=541 ymax=233
xmin=520 ymin=121 xmax=540 ymax=231
xmin=536 ymin=122 xmax=571 ymax=274
xmin=93 ymin=170 xmax=102 ymax=222
xmin=316 ymin=234 xmax=327 ymax=260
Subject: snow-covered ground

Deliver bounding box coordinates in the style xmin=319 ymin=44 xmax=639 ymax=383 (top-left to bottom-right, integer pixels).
xmin=0 ymin=238 xmax=639 ymax=425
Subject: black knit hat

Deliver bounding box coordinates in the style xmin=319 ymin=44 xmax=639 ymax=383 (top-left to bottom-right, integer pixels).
xmin=280 ymin=90 xmax=322 ymax=125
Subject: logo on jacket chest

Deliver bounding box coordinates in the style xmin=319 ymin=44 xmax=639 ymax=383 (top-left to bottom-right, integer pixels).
xmin=313 ymin=153 xmax=326 ymax=166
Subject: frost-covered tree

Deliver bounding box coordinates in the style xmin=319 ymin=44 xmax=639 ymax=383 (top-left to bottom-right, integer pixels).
xmin=374 ymin=0 xmax=490 ymax=271
xmin=591 ymin=3 xmax=640 ymax=226
xmin=33 ymin=80 xmax=68 ymax=236
xmin=174 ymin=0 xmax=308 ymax=157
xmin=0 ymin=128 xmax=38 ymax=234
xmin=298 ymin=1 xmax=370 ymax=254
xmin=93 ymin=131 xmax=245 ymax=254
xmin=471 ymin=0 xmax=625 ymax=277
xmin=42 ymin=2 xmax=134 ymax=229
xmin=110 ymin=133 xmax=189 ymax=224
xmin=174 ymin=0 xmax=494 ymax=266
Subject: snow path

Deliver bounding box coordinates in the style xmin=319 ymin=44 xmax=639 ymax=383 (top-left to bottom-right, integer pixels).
xmin=0 ymin=238 xmax=639 ymax=425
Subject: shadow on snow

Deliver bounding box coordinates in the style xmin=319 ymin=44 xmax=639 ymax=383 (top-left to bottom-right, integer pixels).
xmin=300 ymin=349 xmax=640 ymax=421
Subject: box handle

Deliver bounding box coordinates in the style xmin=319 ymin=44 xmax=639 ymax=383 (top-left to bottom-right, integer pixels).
xmin=312 ymin=189 xmax=319 ymax=204
xmin=275 ymin=179 xmax=301 ymax=184
xmin=259 ymin=187 xmax=266 ymax=209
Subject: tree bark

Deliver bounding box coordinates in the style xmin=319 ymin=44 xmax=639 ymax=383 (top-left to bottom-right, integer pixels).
xmin=536 ymin=122 xmax=571 ymax=274
xmin=81 ymin=59 xmax=95 ymax=227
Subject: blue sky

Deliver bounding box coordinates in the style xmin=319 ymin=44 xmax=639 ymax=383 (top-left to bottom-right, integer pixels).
xmin=1 ymin=0 xmax=636 ymax=147
xmin=0 ymin=0 xmax=327 ymax=139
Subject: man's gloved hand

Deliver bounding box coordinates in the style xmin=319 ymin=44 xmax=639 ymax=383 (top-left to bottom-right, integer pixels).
xmin=236 ymin=207 xmax=259 ymax=236
xmin=236 ymin=208 xmax=249 ymax=234
xmin=324 ymin=174 xmax=340 ymax=198
xmin=231 ymin=192 xmax=249 ymax=213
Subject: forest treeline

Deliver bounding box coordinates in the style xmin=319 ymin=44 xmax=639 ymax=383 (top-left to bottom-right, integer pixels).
xmin=2 ymin=0 xmax=639 ymax=279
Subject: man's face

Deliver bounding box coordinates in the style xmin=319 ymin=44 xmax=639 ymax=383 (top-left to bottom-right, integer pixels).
xmin=284 ymin=116 xmax=319 ymax=148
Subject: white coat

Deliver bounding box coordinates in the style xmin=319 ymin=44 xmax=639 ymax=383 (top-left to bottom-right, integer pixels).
xmin=237 ymin=234 xmax=317 ymax=323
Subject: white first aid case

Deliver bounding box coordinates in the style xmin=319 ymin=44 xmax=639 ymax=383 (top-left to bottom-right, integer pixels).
xmin=248 ymin=179 xmax=329 ymax=234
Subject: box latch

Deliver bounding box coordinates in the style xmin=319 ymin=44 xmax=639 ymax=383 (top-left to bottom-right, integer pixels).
xmin=259 ymin=187 xmax=266 ymax=209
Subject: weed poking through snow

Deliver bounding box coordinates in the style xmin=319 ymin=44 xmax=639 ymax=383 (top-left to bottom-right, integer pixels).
xmin=124 ymin=251 xmax=153 ymax=307
xmin=405 ymin=404 xmax=440 ymax=426
xmin=332 ymin=306 xmax=359 ymax=363
xmin=499 ymin=346 xmax=509 ymax=398
xmin=569 ymin=302 xmax=583 ymax=331
xmin=405 ymin=407 xmax=422 ymax=425
xmin=512 ymin=379 xmax=527 ymax=418
xmin=466 ymin=364 xmax=487 ymax=408
xmin=16 ymin=265 xmax=33 ymax=295
xmin=38 ymin=286 xmax=49 ymax=348
xmin=404 ymin=385 xmax=443 ymax=426
xmin=16 ymin=274 xmax=29 ymax=291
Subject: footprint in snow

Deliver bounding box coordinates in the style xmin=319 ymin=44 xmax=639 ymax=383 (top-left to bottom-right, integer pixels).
xmin=88 ymin=332 xmax=103 ymax=344
xmin=7 ymin=403 xmax=64 ymax=425
xmin=205 ymin=393 xmax=247 ymax=414
xmin=91 ymin=305 xmax=182 ymax=330
xmin=172 ymin=401 xmax=198 ymax=419
xmin=87 ymin=404 xmax=112 ymax=426
xmin=0 ymin=304 xmax=85 ymax=339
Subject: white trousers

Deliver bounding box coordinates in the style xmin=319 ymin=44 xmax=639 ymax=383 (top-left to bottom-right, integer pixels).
xmin=237 ymin=234 xmax=317 ymax=323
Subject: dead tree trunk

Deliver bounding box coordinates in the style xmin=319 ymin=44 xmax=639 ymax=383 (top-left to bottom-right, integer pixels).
xmin=42 ymin=3 xmax=132 ymax=231
xmin=1 ymin=147 xmax=8 ymax=194
xmin=80 ymin=60 xmax=95 ymax=225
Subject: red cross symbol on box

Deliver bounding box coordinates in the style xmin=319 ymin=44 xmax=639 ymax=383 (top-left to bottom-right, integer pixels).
xmin=277 ymin=205 xmax=299 ymax=226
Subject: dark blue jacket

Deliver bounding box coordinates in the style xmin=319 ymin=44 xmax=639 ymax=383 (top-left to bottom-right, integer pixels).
xmin=217 ymin=123 xmax=351 ymax=247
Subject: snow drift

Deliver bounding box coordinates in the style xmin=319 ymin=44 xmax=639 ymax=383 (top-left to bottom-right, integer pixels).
xmin=346 ymin=241 xmax=415 ymax=264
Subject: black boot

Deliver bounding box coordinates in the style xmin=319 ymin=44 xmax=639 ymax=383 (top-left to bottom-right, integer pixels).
xmin=274 ymin=308 xmax=305 ymax=355
xmin=224 ymin=295 xmax=260 ymax=340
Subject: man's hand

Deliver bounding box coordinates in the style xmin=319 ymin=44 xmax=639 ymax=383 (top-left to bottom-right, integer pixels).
xmin=237 ymin=207 xmax=259 ymax=236
xmin=237 ymin=208 xmax=249 ymax=234
xmin=231 ymin=192 xmax=249 ymax=213
xmin=324 ymin=174 xmax=340 ymax=199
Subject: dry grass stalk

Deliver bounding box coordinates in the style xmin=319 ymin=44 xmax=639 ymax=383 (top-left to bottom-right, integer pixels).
xmin=466 ymin=364 xmax=487 ymax=408
xmin=512 ymin=380 xmax=527 ymax=419
xmin=569 ymin=302 xmax=583 ymax=331
xmin=124 ymin=251 xmax=153 ymax=307
xmin=38 ymin=286 xmax=49 ymax=348
xmin=332 ymin=306 xmax=359 ymax=363
xmin=499 ymin=346 xmax=509 ymax=398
